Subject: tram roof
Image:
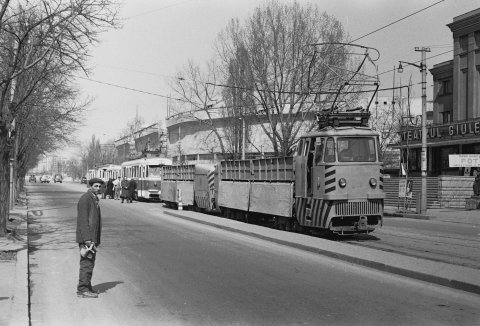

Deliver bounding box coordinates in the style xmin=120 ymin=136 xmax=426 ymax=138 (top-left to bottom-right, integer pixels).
xmin=302 ymin=126 xmax=380 ymax=138
xmin=97 ymin=164 xmax=121 ymax=171
xmin=121 ymin=157 xmax=172 ymax=167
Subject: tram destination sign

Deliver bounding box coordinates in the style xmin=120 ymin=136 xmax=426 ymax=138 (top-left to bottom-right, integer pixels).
xmin=400 ymin=120 xmax=480 ymax=143
xmin=449 ymin=154 xmax=480 ymax=167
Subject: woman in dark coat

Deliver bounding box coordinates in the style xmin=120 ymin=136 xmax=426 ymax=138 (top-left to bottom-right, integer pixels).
xmin=106 ymin=178 xmax=114 ymax=199
xmin=127 ymin=178 xmax=137 ymax=203
xmin=120 ymin=177 xmax=129 ymax=203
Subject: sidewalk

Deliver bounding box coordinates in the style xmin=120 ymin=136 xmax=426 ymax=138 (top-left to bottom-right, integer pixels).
xmin=0 ymin=196 xmax=29 ymax=326
xmin=384 ymin=205 xmax=480 ymax=225
xmin=1 ymin=199 xmax=479 ymax=325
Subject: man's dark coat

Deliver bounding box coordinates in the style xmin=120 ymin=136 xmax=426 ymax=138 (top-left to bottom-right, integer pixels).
xmin=76 ymin=190 xmax=102 ymax=245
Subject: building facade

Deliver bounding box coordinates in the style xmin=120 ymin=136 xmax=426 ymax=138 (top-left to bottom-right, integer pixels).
xmin=396 ymin=8 xmax=480 ymax=177
xmin=114 ymin=122 xmax=168 ymax=163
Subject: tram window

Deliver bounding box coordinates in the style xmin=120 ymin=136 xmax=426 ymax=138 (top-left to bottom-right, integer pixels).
xmin=303 ymin=139 xmax=310 ymax=156
xmin=297 ymin=139 xmax=304 ymax=155
xmin=325 ymin=138 xmax=335 ymax=162
xmin=337 ymin=137 xmax=376 ymax=162
xmin=314 ymin=138 xmax=324 ymax=164
xmin=149 ymin=167 xmax=162 ymax=178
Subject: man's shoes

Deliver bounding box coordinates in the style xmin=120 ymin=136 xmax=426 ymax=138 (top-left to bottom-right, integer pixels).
xmin=89 ymin=287 xmax=100 ymax=294
xmin=77 ymin=291 xmax=98 ymax=298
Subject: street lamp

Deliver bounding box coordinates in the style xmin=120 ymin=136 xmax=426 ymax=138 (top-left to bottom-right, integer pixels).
xmin=397 ymin=47 xmax=430 ymax=215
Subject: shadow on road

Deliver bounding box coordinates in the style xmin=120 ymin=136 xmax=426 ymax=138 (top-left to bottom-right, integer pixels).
xmin=94 ymin=281 xmax=124 ymax=294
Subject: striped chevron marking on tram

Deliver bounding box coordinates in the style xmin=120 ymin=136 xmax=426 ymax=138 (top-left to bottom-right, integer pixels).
xmin=295 ymin=197 xmax=333 ymax=228
xmin=324 ymin=165 xmax=336 ymax=193
xmin=379 ymin=169 xmax=384 ymax=190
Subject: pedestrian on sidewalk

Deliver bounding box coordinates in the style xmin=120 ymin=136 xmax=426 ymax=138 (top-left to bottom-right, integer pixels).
xmin=76 ymin=178 xmax=104 ymax=298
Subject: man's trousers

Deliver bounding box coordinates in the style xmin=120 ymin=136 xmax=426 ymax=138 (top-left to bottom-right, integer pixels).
xmin=77 ymin=244 xmax=96 ymax=293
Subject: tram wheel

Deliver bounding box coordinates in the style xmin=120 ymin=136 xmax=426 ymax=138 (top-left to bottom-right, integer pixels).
xmin=243 ymin=213 xmax=250 ymax=224
xmin=285 ymin=220 xmax=292 ymax=232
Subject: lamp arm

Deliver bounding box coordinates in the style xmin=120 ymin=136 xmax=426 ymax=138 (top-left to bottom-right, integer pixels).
xmin=399 ymin=60 xmax=422 ymax=70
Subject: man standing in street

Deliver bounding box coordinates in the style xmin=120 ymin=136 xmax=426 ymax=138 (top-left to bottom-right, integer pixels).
xmin=113 ymin=176 xmax=121 ymax=200
xmin=127 ymin=178 xmax=137 ymax=203
xmin=120 ymin=176 xmax=129 ymax=203
xmin=76 ymin=178 xmax=104 ymax=298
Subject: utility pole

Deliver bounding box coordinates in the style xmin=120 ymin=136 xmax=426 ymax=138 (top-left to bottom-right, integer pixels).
xmin=416 ymin=46 xmax=430 ymax=215
xmin=398 ymin=46 xmax=430 ymax=215
xmin=241 ymin=117 xmax=245 ymax=160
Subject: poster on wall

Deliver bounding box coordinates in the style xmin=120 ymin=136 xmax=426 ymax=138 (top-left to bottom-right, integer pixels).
xmin=398 ymin=179 xmax=413 ymax=198
xmin=398 ymin=179 xmax=406 ymax=198
xmin=449 ymin=154 xmax=480 ymax=167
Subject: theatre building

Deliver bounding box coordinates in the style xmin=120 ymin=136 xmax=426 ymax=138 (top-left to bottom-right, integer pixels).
xmin=390 ymin=8 xmax=480 ymax=208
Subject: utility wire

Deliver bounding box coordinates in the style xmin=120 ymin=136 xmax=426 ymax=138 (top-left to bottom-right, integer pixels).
xmin=125 ymin=0 xmax=195 ymax=19
xmin=84 ymin=1 xmax=447 ymax=98
xmin=350 ymin=0 xmax=445 ymax=43
xmin=76 ymin=76 xmax=187 ymax=102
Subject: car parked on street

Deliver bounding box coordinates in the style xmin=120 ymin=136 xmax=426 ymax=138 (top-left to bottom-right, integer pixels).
xmin=40 ymin=175 xmax=51 ymax=183
xmin=54 ymin=174 xmax=63 ymax=183
xmin=81 ymin=176 xmax=87 ymax=184
xmin=29 ymin=175 xmax=36 ymax=182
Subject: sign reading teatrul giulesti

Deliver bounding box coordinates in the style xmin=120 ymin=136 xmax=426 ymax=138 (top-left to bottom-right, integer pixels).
xmin=400 ymin=119 xmax=480 ymax=143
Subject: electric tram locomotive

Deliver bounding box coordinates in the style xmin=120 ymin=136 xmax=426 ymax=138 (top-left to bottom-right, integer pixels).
xmin=292 ymin=110 xmax=384 ymax=234
xmin=161 ymin=109 xmax=384 ymax=235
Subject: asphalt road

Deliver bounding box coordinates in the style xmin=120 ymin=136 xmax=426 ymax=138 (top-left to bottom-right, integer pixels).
xmin=26 ymin=182 xmax=480 ymax=326
xmin=344 ymin=216 xmax=480 ymax=269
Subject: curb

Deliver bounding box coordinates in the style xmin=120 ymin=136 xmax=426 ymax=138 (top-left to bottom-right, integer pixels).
xmin=384 ymin=211 xmax=430 ymax=219
xmin=10 ymin=248 xmax=29 ymax=326
xmin=164 ymin=210 xmax=480 ymax=296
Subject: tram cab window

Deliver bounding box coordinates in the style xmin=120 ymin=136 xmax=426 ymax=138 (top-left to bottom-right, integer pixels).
xmin=314 ymin=138 xmax=324 ymax=164
xmin=296 ymin=140 xmax=304 ymax=155
xmin=324 ymin=138 xmax=336 ymax=163
xmin=149 ymin=167 xmax=162 ymax=178
xmin=303 ymin=139 xmax=310 ymax=156
xmin=337 ymin=137 xmax=376 ymax=162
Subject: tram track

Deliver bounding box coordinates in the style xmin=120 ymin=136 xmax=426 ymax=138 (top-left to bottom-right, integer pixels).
xmin=341 ymin=228 xmax=480 ymax=270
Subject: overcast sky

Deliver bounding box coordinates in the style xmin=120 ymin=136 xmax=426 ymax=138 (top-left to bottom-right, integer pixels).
xmin=72 ymin=0 xmax=480 ymax=148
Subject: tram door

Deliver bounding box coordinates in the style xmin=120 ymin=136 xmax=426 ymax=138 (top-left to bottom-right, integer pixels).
xmin=295 ymin=138 xmax=315 ymax=198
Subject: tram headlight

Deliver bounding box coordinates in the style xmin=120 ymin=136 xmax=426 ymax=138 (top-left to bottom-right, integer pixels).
xmin=369 ymin=178 xmax=377 ymax=188
xmin=338 ymin=178 xmax=347 ymax=188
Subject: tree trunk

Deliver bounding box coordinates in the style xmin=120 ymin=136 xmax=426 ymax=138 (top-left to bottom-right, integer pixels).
xmin=0 ymin=129 xmax=11 ymax=236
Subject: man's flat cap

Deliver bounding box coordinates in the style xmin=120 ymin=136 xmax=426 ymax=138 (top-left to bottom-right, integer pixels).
xmin=88 ymin=178 xmax=104 ymax=185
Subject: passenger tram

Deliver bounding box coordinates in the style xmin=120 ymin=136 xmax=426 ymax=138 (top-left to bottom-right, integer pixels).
xmin=121 ymin=157 xmax=172 ymax=201
xmin=87 ymin=164 xmax=122 ymax=181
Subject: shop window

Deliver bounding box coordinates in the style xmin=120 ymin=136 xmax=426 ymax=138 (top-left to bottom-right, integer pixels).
xmin=407 ymin=149 xmax=420 ymax=172
xmin=440 ymin=146 xmax=458 ymax=170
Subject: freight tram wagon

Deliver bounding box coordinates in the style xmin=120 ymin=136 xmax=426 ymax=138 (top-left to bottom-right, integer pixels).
xmin=161 ymin=111 xmax=385 ymax=235
xmin=160 ymin=163 xmax=218 ymax=212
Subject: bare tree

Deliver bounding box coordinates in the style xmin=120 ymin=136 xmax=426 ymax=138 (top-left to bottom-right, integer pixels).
xmin=370 ymin=100 xmax=402 ymax=165
xmin=0 ymin=0 xmax=119 ymax=236
xmin=215 ymin=1 xmax=354 ymax=156
xmin=169 ymin=59 xmax=229 ymax=155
